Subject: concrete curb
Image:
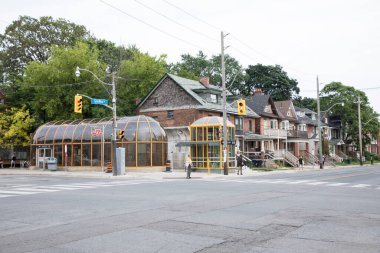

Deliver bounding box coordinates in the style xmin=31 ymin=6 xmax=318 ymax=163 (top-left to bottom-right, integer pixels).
xmin=0 ymin=164 xmax=362 ymax=180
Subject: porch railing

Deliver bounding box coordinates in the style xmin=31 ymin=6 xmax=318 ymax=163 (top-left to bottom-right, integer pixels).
xmin=287 ymin=130 xmax=308 ymax=139
xmin=284 ymin=151 xmax=298 ymax=167
xmin=263 ymin=128 xmax=287 ymax=138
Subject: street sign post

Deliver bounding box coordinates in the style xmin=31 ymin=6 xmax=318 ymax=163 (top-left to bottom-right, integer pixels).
xmin=91 ymin=98 xmax=108 ymax=105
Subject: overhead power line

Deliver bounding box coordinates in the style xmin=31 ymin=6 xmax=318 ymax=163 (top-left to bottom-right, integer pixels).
xmin=134 ymin=0 xmax=218 ymax=43
xmin=99 ymin=0 xmax=216 ymax=55
xmin=161 ymin=0 xmax=221 ymax=31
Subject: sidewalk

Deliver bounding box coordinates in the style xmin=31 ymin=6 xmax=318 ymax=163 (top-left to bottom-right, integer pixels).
xmin=0 ymin=165 xmax=339 ymax=180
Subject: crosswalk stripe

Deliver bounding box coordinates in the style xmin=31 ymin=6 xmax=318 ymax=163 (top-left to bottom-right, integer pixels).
xmin=0 ymin=190 xmax=38 ymax=195
xmin=0 ymin=194 xmax=12 ymax=198
xmin=11 ymin=188 xmax=59 ymax=192
xmin=286 ymin=180 xmax=315 ymax=184
xmin=350 ymin=184 xmax=371 ymax=188
xmin=306 ymin=181 xmax=329 ymax=185
xmin=328 ymin=183 xmax=349 ymax=186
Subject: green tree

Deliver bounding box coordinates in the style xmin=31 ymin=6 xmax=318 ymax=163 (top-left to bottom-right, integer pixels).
xmin=19 ymin=42 xmax=110 ymax=124
xmin=118 ymin=51 xmax=167 ymax=115
xmin=293 ymin=97 xmax=317 ymax=111
xmin=169 ymin=51 xmax=245 ymax=91
xmin=244 ymin=64 xmax=300 ymax=101
xmin=0 ymin=16 xmax=89 ymax=82
xmin=320 ymin=82 xmax=380 ymax=150
xmin=0 ymin=106 xmax=35 ymax=148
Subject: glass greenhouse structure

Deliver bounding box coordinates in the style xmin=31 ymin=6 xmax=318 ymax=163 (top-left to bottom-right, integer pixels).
xmin=31 ymin=115 xmax=167 ymax=169
xmin=190 ymin=116 xmax=235 ymax=170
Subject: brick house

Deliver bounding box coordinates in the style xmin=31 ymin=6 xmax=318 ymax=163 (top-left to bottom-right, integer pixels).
xmin=136 ymin=73 xmax=259 ymax=169
xmin=244 ymin=90 xmax=287 ymax=158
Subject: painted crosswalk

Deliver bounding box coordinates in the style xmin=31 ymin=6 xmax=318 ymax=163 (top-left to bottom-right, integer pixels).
xmin=0 ymin=179 xmax=169 ymax=199
xmin=203 ymin=178 xmax=380 ymax=190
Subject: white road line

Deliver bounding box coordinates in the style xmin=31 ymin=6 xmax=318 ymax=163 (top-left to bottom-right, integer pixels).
xmin=11 ymin=188 xmax=59 ymax=192
xmin=0 ymin=194 xmax=12 ymax=198
xmin=327 ymin=183 xmax=350 ymax=187
xmin=306 ymin=181 xmax=329 ymax=185
xmin=286 ymin=180 xmax=315 ymax=184
xmin=35 ymin=186 xmax=86 ymax=190
xmin=266 ymin=180 xmax=291 ymax=184
xmin=53 ymin=185 xmax=97 ymax=188
xmin=350 ymin=184 xmax=371 ymax=188
xmin=0 ymin=190 xmax=38 ymax=195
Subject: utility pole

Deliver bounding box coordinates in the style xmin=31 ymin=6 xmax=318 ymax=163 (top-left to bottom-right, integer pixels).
xmin=221 ymin=31 xmax=229 ymax=175
xmin=357 ymin=96 xmax=363 ymax=166
xmin=111 ymin=72 xmax=118 ymax=175
xmin=317 ymin=76 xmax=323 ymax=169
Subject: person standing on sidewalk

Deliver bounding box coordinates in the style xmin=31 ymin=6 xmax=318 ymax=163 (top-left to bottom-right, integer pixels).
xmin=11 ymin=154 xmax=16 ymax=168
xmin=236 ymin=153 xmax=244 ymax=175
xmin=185 ymin=155 xmax=192 ymax=179
xmin=298 ymin=156 xmax=304 ymax=169
xmin=0 ymin=157 xmax=3 ymax=168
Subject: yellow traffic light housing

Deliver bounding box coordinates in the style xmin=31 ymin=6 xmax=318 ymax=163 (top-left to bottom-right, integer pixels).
xmin=74 ymin=95 xmax=83 ymax=113
xmin=237 ymin=99 xmax=246 ymax=115
xmin=117 ymin=130 xmax=125 ymax=140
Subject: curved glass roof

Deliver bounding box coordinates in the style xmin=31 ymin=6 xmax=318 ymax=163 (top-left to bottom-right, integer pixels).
xmin=191 ymin=116 xmax=235 ymax=127
xmin=32 ymin=115 xmax=167 ymax=144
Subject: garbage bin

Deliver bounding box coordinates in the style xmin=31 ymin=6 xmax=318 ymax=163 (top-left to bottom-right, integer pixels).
xmin=47 ymin=157 xmax=57 ymax=171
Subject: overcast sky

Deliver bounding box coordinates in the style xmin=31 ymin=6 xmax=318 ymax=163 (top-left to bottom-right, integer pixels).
xmin=1 ymin=0 xmax=380 ymax=112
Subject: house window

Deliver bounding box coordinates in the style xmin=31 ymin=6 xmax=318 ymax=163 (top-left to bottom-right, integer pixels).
xmin=210 ymin=94 xmax=217 ymax=103
xmin=167 ymin=111 xmax=174 ymax=119
xmin=264 ymin=105 xmax=272 ymax=113
xmin=287 ymin=110 xmax=292 ymax=117
xmin=281 ymin=120 xmax=289 ymax=130
xmin=270 ymin=120 xmax=277 ymax=129
xmin=234 ymin=117 xmax=243 ymax=130
xmin=152 ymin=116 xmax=159 ymax=121
xmin=249 ymin=120 xmax=252 ymax=132
xmin=153 ymin=97 xmax=158 ymax=106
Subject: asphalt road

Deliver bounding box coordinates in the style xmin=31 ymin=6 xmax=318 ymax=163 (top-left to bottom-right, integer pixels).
xmin=0 ymin=166 xmax=379 ymax=253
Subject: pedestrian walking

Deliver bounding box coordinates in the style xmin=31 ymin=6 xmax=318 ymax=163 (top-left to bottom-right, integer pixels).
xmin=298 ymin=156 xmax=304 ymax=169
xmin=322 ymin=155 xmax=326 ymax=167
xmin=236 ymin=153 xmax=244 ymax=175
xmin=0 ymin=157 xmax=3 ymax=168
xmin=11 ymin=154 xmax=16 ymax=168
xmin=185 ymin=155 xmax=192 ymax=179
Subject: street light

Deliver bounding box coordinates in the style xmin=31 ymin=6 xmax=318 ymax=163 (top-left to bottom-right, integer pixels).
xmin=317 ymin=76 xmax=344 ymax=169
xmin=75 ymin=66 xmax=118 ymax=176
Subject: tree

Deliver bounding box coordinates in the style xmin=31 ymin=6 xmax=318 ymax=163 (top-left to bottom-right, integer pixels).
xmin=118 ymin=51 xmax=167 ymax=115
xmin=169 ymin=51 xmax=245 ymax=91
xmin=0 ymin=16 xmax=89 ymax=81
xmin=320 ymin=82 xmax=380 ymax=150
xmin=293 ymin=97 xmax=317 ymax=111
xmin=0 ymin=106 xmax=35 ymax=148
xmin=19 ymin=42 xmax=110 ymax=124
xmin=244 ymin=64 xmax=300 ymax=101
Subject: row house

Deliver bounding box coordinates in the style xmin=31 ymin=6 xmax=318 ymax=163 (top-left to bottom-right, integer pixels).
xmin=136 ymin=73 xmax=259 ymax=170
xmin=243 ymin=89 xmax=286 ymax=158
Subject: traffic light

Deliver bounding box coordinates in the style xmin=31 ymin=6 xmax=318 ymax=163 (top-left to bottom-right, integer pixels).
xmin=237 ymin=99 xmax=246 ymax=115
xmin=74 ymin=95 xmax=82 ymax=113
xmin=117 ymin=130 xmax=125 ymax=140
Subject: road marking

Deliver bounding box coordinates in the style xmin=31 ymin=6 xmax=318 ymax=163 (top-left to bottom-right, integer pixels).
xmin=0 ymin=190 xmax=38 ymax=195
xmin=0 ymin=194 xmax=12 ymax=198
xmin=327 ymin=183 xmax=350 ymax=186
xmin=12 ymin=188 xmax=60 ymax=192
xmin=266 ymin=180 xmax=291 ymax=184
xmin=306 ymin=181 xmax=329 ymax=185
xmin=286 ymin=180 xmax=315 ymax=184
xmin=52 ymin=185 xmax=97 ymax=189
xmin=35 ymin=186 xmax=88 ymax=190
xmin=350 ymin=184 xmax=371 ymax=188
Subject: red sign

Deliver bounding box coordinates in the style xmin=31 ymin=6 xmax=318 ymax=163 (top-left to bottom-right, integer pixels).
xmin=91 ymin=129 xmax=103 ymax=136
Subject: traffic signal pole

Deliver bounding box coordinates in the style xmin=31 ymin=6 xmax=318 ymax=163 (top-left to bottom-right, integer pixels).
xmin=111 ymin=73 xmax=117 ymax=176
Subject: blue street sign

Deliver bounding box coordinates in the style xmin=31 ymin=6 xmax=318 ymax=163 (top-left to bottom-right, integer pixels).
xmin=91 ymin=98 xmax=108 ymax=105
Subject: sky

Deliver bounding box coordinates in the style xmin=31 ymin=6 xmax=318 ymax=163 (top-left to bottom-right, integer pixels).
xmin=1 ymin=0 xmax=380 ymax=112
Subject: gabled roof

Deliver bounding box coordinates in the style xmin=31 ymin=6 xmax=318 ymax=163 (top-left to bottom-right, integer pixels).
xmin=245 ymin=94 xmax=280 ymax=118
xmin=274 ymin=100 xmax=297 ymax=121
xmin=137 ymin=73 xmax=259 ymax=118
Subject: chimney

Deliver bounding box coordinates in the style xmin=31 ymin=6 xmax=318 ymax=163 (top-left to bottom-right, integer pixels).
xmin=254 ymin=88 xmax=263 ymax=96
xmin=200 ymin=77 xmax=210 ymax=88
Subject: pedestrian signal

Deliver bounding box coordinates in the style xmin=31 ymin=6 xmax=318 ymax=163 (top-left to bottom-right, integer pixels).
xmin=237 ymin=99 xmax=246 ymax=115
xmin=74 ymin=95 xmax=82 ymax=113
xmin=117 ymin=130 xmax=125 ymax=140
